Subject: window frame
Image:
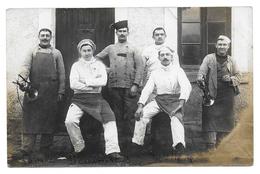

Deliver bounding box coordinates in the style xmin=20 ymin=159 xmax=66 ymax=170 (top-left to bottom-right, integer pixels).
xmin=178 ymin=7 xmax=231 ymax=71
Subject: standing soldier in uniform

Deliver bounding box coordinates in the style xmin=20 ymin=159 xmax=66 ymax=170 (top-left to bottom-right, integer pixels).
xmin=96 ymin=20 xmax=144 ymax=153
xmin=12 ymin=28 xmax=65 ymax=162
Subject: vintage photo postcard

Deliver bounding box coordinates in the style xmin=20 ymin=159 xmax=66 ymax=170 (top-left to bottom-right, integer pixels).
xmin=6 ymin=7 xmax=253 ymax=167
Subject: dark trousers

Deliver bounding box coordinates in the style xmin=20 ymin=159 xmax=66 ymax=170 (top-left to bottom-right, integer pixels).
xmin=21 ymin=133 xmax=53 ymax=154
xmin=205 ymin=131 xmax=229 ymax=148
xmin=108 ymin=88 xmax=139 ymax=148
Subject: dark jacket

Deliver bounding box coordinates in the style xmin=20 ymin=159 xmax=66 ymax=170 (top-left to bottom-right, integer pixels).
xmin=198 ymin=53 xmax=241 ymax=98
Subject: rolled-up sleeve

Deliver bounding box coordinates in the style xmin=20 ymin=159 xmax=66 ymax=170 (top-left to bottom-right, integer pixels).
xmin=177 ymin=68 xmax=192 ymax=102
xmin=55 ymin=50 xmax=66 ymax=94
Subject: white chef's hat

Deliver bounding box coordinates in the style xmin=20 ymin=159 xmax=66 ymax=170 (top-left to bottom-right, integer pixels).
xmin=77 ymin=39 xmax=96 ymax=53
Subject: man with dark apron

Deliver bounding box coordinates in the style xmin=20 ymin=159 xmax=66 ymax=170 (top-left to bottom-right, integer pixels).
xmin=197 ymin=35 xmax=241 ymax=150
xmin=13 ymin=28 xmax=65 ymax=162
xmin=132 ymin=46 xmax=192 ymax=155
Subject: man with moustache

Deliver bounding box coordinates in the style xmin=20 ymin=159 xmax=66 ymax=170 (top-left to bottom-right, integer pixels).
xmin=12 ymin=28 xmax=65 ymax=162
xmin=142 ymin=27 xmax=180 ymax=87
xmin=96 ymin=20 xmax=144 ymax=153
xmin=141 ymin=28 xmax=181 ymax=146
xmin=132 ymin=46 xmax=192 ymax=156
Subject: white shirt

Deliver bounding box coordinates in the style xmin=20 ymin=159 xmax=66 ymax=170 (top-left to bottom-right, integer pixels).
xmin=138 ymin=63 xmax=192 ymax=105
xmin=70 ymin=57 xmax=107 ymax=94
xmin=142 ymin=43 xmax=180 ymax=84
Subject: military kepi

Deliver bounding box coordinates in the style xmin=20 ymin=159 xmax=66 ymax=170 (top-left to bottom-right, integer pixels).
xmin=110 ymin=20 xmax=128 ymax=30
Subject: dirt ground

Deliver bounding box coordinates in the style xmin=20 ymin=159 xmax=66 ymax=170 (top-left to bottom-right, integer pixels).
xmin=8 ymin=96 xmax=253 ymax=167
xmin=7 ymin=75 xmax=253 ymax=167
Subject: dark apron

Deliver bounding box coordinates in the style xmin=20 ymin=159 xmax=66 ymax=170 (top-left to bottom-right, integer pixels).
xmin=71 ymin=93 xmax=115 ymax=124
xmin=202 ymin=61 xmax=235 ymax=132
xmin=155 ymin=94 xmax=184 ymax=125
xmin=23 ymin=49 xmax=59 ymax=134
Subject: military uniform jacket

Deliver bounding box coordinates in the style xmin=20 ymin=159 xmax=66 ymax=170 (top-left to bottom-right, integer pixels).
xmin=96 ymin=42 xmax=144 ymax=88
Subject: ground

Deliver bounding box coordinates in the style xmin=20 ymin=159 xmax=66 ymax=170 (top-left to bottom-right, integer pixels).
xmin=7 ymin=74 xmax=253 ymax=167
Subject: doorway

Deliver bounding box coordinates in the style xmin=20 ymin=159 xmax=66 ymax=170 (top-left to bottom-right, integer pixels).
xmin=55 ymin=8 xmax=115 ymax=132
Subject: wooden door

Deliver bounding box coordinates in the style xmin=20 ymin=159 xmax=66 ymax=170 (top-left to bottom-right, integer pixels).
xmin=55 ymin=8 xmax=115 ymax=132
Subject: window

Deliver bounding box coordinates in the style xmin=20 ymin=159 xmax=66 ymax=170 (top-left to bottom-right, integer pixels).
xmin=178 ymin=7 xmax=231 ymax=68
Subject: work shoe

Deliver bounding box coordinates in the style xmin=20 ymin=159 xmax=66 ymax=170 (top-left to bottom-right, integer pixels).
xmin=66 ymin=148 xmax=87 ymax=164
xmin=107 ymin=152 xmax=125 ymax=162
xmin=174 ymin=143 xmax=185 ymax=155
xmin=206 ymin=143 xmax=216 ymax=151
xmin=128 ymin=142 xmax=143 ymax=157
xmin=172 ymin=143 xmax=192 ymax=163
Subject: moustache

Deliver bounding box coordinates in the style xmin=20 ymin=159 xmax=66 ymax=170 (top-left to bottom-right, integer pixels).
xmin=162 ymin=58 xmax=170 ymax=61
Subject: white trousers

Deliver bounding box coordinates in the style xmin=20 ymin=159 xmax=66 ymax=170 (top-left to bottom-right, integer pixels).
xmin=132 ymin=100 xmax=185 ymax=148
xmin=65 ymin=103 xmax=120 ymax=155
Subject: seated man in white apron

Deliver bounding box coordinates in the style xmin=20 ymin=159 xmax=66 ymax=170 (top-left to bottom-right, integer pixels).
xmin=65 ymin=39 xmax=124 ymax=161
xmin=132 ymin=46 xmax=192 ymax=155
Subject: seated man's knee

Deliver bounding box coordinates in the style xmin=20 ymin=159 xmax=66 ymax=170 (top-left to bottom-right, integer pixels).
xmin=171 ymin=112 xmax=183 ymax=123
xmin=65 ymin=105 xmax=82 ymax=126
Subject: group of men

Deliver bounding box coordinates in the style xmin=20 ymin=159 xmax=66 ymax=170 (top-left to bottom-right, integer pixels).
xmin=11 ymin=19 xmax=240 ymax=164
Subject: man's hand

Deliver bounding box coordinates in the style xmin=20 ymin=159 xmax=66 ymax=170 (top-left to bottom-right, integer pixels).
xmin=18 ymin=81 xmax=28 ymax=92
xmin=57 ymin=94 xmax=64 ymax=102
xmin=130 ymin=84 xmax=138 ymax=97
xmin=197 ymin=75 xmax=205 ymax=88
xmin=222 ymin=75 xmax=231 ymax=82
xmin=135 ymin=104 xmax=144 ymax=121
xmin=170 ymin=99 xmax=185 ymax=117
